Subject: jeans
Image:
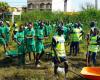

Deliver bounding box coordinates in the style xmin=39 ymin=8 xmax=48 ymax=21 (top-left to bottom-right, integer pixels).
xmin=70 ymin=42 xmax=79 ymax=56
xmin=87 ymin=51 xmax=96 ymax=65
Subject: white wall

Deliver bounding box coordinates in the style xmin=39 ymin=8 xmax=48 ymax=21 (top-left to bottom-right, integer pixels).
xmin=52 ymin=0 xmax=64 ymax=12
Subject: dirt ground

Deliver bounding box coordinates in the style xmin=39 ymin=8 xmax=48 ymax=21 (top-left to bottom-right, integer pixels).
xmin=0 ymin=42 xmax=100 ymax=80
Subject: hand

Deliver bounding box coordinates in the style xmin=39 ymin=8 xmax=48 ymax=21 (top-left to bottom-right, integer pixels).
xmin=17 ymin=42 xmax=21 ymax=45
xmin=26 ymin=36 xmax=32 ymax=39
xmin=44 ymin=37 xmax=48 ymax=39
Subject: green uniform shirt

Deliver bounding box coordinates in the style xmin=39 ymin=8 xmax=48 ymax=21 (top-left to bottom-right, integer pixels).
xmin=25 ymin=28 xmax=35 ymax=45
xmin=35 ymin=27 xmax=44 ymax=40
xmin=0 ymin=26 xmax=6 ymax=45
xmin=0 ymin=26 xmax=5 ymax=38
xmin=35 ymin=27 xmax=45 ymax=53
xmin=15 ymin=31 xmax=24 ymax=43
xmin=4 ymin=25 xmax=10 ymax=43
xmin=34 ymin=22 xmax=39 ymax=29
xmin=44 ymin=25 xmax=50 ymax=36
xmin=63 ymin=26 xmax=69 ymax=40
xmin=14 ymin=31 xmax=25 ymax=54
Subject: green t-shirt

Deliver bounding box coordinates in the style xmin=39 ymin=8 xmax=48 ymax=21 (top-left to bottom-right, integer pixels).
xmin=25 ymin=28 xmax=35 ymax=45
xmin=35 ymin=27 xmax=44 ymax=41
xmin=34 ymin=22 xmax=39 ymax=29
xmin=0 ymin=26 xmax=5 ymax=38
xmin=44 ymin=25 xmax=49 ymax=36
xmin=14 ymin=31 xmax=24 ymax=43
xmin=48 ymin=24 xmax=52 ymax=35
xmin=4 ymin=25 xmax=10 ymax=37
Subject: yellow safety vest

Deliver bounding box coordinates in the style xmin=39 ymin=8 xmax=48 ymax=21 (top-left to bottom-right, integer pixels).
xmin=88 ymin=35 xmax=99 ymax=53
xmin=71 ymin=28 xmax=80 ymax=42
xmin=55 ymin=35 xmax=66 ymax=57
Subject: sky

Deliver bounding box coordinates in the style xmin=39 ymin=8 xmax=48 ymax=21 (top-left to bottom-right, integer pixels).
xmin=0 ymin=0 xmax=100 ymax=11
xmin=67 ymin=0 xmax=100 ymax=12
xmin=0 ymin=0 xmax=27 ymax=7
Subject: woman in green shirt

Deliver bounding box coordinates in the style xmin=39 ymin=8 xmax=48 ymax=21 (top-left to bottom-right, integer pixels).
xmin=14 ymin=24 xmax=25 ymax=66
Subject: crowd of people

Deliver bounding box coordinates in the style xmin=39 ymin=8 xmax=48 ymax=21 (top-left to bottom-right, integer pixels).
xmin=0 ymin=20 xmax=100 ymax=78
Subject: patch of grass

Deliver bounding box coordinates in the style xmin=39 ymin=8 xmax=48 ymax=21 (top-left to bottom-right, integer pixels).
xmin=0 ymin=39 xmax=99 ymax=80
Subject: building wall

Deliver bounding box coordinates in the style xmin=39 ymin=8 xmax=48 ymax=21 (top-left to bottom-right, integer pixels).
xmin=27 ymin=0 xmax=52 ymax=10
xmin=52 ymin=0 xmax=65 ymax=12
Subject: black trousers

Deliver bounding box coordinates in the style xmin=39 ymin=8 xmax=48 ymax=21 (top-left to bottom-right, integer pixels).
xmin=70 ymin=41 xmax=79 ymax=55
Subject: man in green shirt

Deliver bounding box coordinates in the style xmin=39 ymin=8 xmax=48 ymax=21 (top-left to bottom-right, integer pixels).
xmin=25 ymin=22 xmax=35 ymax=62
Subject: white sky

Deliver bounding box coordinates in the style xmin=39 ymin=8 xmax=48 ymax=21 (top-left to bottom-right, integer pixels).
xmin=67 ymin=0 xmax=98 ymax=12
xmin=0 ymin=0 xmax=100 ymax=11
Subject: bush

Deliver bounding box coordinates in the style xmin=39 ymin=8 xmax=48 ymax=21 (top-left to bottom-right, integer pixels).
xmin=4 ymin=8 xmax=100 ymax=29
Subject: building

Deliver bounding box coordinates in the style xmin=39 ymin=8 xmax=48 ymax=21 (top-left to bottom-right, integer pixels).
xmin=27 ymin=0 xmax=52 ymax=11
xmin=52 ymin=0 xmax=67 ymax=12
xmin=27 ymin=0 xmax=68 ymax=11
xmin=27 ymin=0 xmax=99 ymax=12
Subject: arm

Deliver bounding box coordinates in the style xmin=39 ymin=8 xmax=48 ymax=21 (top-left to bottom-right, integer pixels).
xmin=1 ymin=28 xmax=6 ymax=39
xmin=97 ymin=36 xmax=100 ymax=45
xmin=79 ymin=30 xmax=84 ymax=38
xmin=14 ymin=33 xmax=21 ymax=45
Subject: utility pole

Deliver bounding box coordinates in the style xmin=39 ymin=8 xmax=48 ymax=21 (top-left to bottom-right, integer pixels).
xmin=64 ymin=0 xmax=68 ymax=12
xmin=95 ymin=0 xmax=98 ymax=10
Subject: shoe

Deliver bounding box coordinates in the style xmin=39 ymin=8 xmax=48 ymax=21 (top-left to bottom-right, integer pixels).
xmin=37 ymin=64 xmax=41 ymax=67
xmin=64 ymin=77 xmax=67 ymax=80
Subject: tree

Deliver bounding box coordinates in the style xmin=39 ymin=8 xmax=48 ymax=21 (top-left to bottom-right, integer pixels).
xmin=0 ymin=2 xmax=10 ymax=12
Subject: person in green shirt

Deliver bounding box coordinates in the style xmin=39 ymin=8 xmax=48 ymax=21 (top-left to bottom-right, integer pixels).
xmin=25 ymin=22 xmax=35 ymax=62
xmin=14 ymin=24 xmax=25 ymax=66
xmin=44 ymin=21 xmax=52 ymax=36
xmin=0 ymin=21 xmax=7 ymax=52
xmin=12 ymin=22 xmax=18 ymax=40
xmin=35 ymin=21 xmax=48 ymax=67
xmin=4 ymin=21 xmax=10 ymax=49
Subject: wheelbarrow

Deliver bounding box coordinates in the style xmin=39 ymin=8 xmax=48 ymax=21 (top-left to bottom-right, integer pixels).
xmin=81 ymin=67 xmax=100 ymax=80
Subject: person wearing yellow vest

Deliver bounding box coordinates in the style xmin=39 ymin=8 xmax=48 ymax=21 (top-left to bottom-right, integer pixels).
xmin=90 ymin=21 xmax=96 ymax=36
xmin=51 ymin=26 xmax=68 ymax=79
xmin=87 ymin=28 xmax=100 ymax=66
xmin=69 ymin=23 xmax=83 ymax=56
